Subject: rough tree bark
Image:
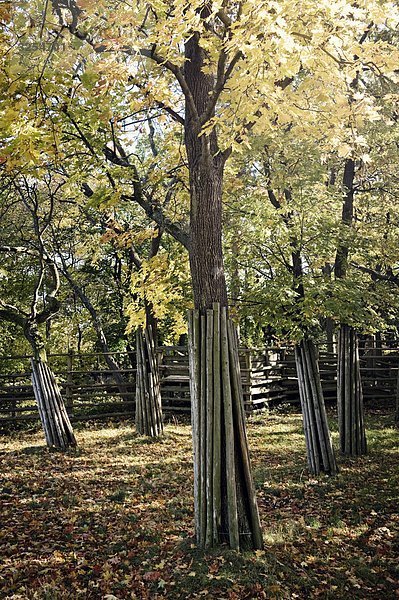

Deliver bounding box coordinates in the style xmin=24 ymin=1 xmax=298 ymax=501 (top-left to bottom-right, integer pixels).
xmin=335 ymin=159 xmax=367 ymax=456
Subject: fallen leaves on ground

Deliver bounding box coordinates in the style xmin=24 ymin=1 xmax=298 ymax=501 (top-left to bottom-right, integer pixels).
xmin=0 ymin=410 xmax=398 ymax=599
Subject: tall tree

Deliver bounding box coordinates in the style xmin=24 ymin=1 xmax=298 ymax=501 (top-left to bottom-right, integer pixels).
xmin=7 ymin=0 xmax=399 ymax=549
xmin=49 ymin=0 xmax=265 ymax=549
xmin=266 ymin=182 xmax=337 ymax=475
xmin=0 ymin=176 xmax=76 ymax=449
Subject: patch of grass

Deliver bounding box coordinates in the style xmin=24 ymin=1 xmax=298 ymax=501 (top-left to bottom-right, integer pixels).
xmin=108 ymin=487 xmax=128 ymax=503
xmin=60 ymin=493 xmax=79 ymax=508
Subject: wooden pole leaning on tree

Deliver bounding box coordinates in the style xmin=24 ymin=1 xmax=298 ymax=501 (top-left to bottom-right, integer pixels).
xmin=135 ymin=325 xmax=163 ymax=437
xmin=395 ymin=361 xmax=399 ymax=425
xmin=295 ymin=338 xmax=337 ymax=475
xmin=31 ymin=358 xmax=77 ymax=450
xmin=188 ymin=303 xmax=263 ymax=551
xmin=337 ymin=324 xmax=367 ymax=455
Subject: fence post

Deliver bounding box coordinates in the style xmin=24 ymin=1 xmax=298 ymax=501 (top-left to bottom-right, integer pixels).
xmin=66 ymin=349 xmax=74 ymax=415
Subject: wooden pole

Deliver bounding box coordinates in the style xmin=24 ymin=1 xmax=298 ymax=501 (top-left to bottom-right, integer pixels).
xmin=295 ymin=345 xmax=316 ymax=474
xmin=44 ymin=363 xmax=76 ymax=446
xmin=228 ymin=320 xmax=263 ymax=550
xmin=66 ymin=349 xmax=73 ymax=415
xmin=307 ymin=339 xmax=337 ymax=474
xmin=39 ymin=361 xmax=68 ymax=448
xmin=200 ymin=314 xmax=207 ymax=546
xmin=187 ymin=304 xmax=263 ymax=551
xmin=31 ymin=361 xmax=53 ymax=447
xmin=302 ymin=339 xmax=330 ymax=471
xmin=337 ymin=327 xmax=344 ymax=452
xmin=220 ymin=307 xmax=239 ymax=549
xmin=188 ymin=310 xmax=200 ymax=542
xmin=205 ymin=309 xmax=214 ymax=547
xmin=212 ymin=303 xmax=222 ymax=543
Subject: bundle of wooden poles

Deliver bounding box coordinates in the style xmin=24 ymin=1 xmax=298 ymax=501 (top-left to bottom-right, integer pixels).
xmin=135 ymin=326 xmax=163 ymax=437
xmin=295 ymin=338 xmax=337 ymax=475
xmin=337 ymin=324 xmax=367 ymax=455
xmin=31 ymin=358 xmax=76 ymax=449
xmin=188 ymin=303 xmax=263 ymax=551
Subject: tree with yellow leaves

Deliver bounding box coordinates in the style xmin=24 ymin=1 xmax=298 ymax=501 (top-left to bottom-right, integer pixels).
xmin=5 ymin=0 xmax=399 ymax=550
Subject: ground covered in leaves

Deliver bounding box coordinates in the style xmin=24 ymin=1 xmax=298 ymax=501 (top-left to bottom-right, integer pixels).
xmin=0 ymin=409 xmax=398 ymax=599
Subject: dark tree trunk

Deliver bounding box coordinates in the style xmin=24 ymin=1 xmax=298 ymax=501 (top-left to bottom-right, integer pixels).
xmin=335 ymin=160 xmax=367 ymax=454
xmin=184 ymin=27 xmax=262 ymax=550
xmin=135 ymin=307 xmax=163 ymax=437
xmin=188 ymin=159 xmax=228 ymax=310
xmin=295 ymin=337 xmax=337 ymax=475
xmin=184 ymin=31 xmax=227 ymax=310
xmin=337 ymin=324 xmax=367 ymax=455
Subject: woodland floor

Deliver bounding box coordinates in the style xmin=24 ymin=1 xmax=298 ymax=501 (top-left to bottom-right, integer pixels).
xmin=0 ymin=409 xmax=398 ymax=599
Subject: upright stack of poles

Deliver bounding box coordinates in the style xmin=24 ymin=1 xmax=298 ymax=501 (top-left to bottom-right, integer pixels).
xmin=188 ymin=303 xmax=263 ymax=551
xmin=337 ymin=324 xmax=367 ymax=455
xmin=295 ymin=338 xmax=337 ymax=475
xmin=31 ymin=358 xmax=77 ymax=449
xmin=135 ymin=326 xmax=163 ymax=437
xmin=396 ymin=364 xmax=399 ymax=424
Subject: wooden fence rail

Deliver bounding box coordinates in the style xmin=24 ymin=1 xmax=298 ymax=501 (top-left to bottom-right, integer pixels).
xmin=0 ymin=345 xmax=398 ymax=426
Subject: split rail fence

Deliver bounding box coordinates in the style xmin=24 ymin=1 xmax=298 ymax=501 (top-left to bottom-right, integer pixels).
xmin=0 ymin=344 xmax=398 ymax=427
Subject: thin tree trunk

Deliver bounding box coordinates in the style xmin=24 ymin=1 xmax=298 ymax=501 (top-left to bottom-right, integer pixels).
xmin=337 ymin=324 xmax=367 ymax=455
xmin=61 ymin=268 xmax=132 ymax=401
xmin=295 ymin=337 xmax=337 ymax=475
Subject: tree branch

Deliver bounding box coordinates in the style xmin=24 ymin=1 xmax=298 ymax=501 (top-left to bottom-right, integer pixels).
xmin=139 ymin=48 xmax=199 ymax=125
xmin=201 ymin=50 xmax=243 ymax=126
xmin=0 ymin=302 xmax=28 ymax=324
xmin=122 ymin=189 xmax=189 ymax=250
xmin=351 ymin=262 xmax=399 ymax=285
xmin=50 ymin=0 xmax=197 ymax=127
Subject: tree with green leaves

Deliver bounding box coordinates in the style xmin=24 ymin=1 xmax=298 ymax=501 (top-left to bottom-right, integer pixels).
xmin=0 ymin=174 xmax=76 ymax=449
xmin=5 ymin=0 xmax=399 ymax=549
